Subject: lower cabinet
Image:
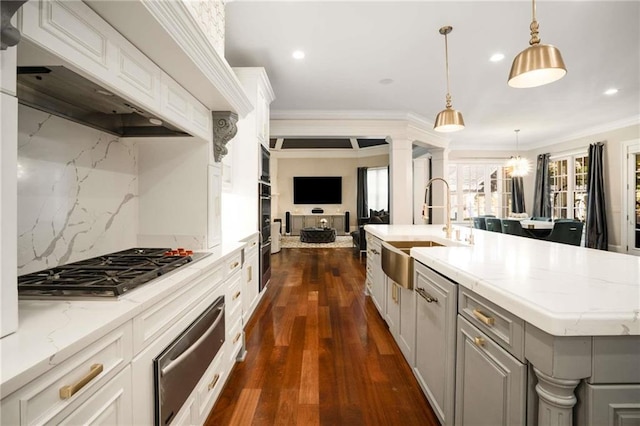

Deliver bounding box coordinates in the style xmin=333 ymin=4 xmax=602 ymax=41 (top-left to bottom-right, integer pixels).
xmin=367 ymin=235 xmax=385 ymax=315
xmin=455 ymin=316 xmax=527 ymax=426
xmin=385 ymin=280 xmax=416 ymax=364
xmin=575 ymin=383 xmax=640 ymax=426
xmin=413 ymin=262 xmax=457 ymax=425
xmin=57 ymin=366 xmax=133 ymax=425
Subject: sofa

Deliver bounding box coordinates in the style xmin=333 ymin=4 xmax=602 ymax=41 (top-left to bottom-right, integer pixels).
xmin=350 ymin=209 xmax=389 ymax=258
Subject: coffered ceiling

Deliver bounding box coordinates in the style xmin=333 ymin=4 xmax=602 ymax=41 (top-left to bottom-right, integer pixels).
xmin=225 ymin=1 xmax=640 ymax=150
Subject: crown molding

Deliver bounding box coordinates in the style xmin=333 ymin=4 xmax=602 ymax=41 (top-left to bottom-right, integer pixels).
xmin=524 ymin=115 xmax=640 ymax=151
xmin=271 ymin=145 xmax=389 ymax=159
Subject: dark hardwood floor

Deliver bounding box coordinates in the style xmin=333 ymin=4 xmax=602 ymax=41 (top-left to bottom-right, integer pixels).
xmin=205 ymin=248 xmax=439 ymax=425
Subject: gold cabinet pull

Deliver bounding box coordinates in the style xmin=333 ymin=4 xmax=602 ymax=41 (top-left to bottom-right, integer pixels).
xmin=251 ymin=241 xmax=257 ymax=247
xmin=233 ymin=290 xmax=241 ymax=300
xmin=233 ymin=332 xmax=242 ymax=344
xmin=59 ymin=363 xmax=103 ymax=400
xmin=247 ymin=265 xmax=252 ymax=283
xmin=473 ymin=337 xmax=486 ymax=347
xmin=472 ymin=309 xmax=495 ymax=326
xmin=208 ymin=374 xmax=220 ymax=391
xmin=230 ymin=261 xmax=239 ymax=269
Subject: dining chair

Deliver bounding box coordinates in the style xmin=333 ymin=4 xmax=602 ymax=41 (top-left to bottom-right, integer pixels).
xmin=501 ymin=219 xmax=529 ymax=237
xmin=472 ymin=217 xmax=486 ymax=230
xmin=485 ymin=218 xmax=502 ymax=233
xmin=530 ymin=216 xmax=552 ymax=222
xmin=544 ymin=221 xmax=584 ymax=246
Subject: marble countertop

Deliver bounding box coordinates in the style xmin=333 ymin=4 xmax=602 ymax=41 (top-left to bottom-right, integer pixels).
xmin=0 ymin=241 xmax=245 ymax=398
xmin=365 ymin=224 xmax=640 ymax=337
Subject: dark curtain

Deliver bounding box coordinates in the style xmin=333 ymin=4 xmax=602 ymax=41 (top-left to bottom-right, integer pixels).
xmin=511 ymin=176 xmax=526 ymax=213
xmin=586 ymin=142 xmax=608 ymax=250
xmin=532 ymin=153 xmax=551 ymax=217
xmin=356 ymin=167 xmax=368 ymax=218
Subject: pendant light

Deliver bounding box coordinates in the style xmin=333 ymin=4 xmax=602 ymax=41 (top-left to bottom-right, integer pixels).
xmin=507 ymin=129 xmax=531 ymax=177
xmin=434 ymin=26 xmax=464 ymax=133
xmin=508 ymin=0 xmax=567 ymax=88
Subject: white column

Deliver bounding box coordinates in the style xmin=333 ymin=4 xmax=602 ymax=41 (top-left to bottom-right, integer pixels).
xmin=413 ymin=157 xmax=429 ymax=224
xmin=428 ymin=148 xmax=449 ymax=225
xmin=389 ymin=138 xmax=413 ymax=224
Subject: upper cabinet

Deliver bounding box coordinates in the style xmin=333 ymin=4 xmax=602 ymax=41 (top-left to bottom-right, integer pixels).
xmin=234 ymin=68 xmax=275 ymax=147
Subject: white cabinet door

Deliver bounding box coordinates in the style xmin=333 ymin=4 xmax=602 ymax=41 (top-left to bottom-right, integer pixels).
xmin=397 ymin=285 xmax=416 ymax=365
xmin=243 ymin=250 xmax=260 ymax=324
xmin=255 ymin=84 xmax=269 ymax=144
xmin=414 ymin=262 xmax=457 ymax=425
xmin=367 ymin=236 xmax=385 ymax=316
xmin=208 ymin=164 xmax=222 ymax=248
xmin=57 ymin=366 xmax=133 ymax=426
xmin=386 ymin=280 xmax=400 ymax=335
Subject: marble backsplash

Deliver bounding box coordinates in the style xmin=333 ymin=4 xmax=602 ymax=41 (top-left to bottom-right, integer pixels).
xmin=17 ymin=106 xmax=138 ymax=275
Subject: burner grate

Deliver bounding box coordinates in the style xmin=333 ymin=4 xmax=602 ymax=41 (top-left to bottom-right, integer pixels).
xmin=18 ymin=248 xmax=194 ymax=297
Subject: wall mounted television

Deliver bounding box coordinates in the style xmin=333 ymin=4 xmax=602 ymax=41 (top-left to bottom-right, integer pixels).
xmin=293 ymin=176 xmax=342 ymax=204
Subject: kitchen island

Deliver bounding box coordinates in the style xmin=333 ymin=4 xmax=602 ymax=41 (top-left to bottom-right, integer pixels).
xmin=364 ymin=224 xmax=640 ymax=426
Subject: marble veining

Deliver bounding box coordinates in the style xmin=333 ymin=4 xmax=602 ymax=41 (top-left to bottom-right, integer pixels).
xmin=365 ymin=224 xmax=640 ymax=336
xmin=17 ymin=106 xmax=138 ymax=274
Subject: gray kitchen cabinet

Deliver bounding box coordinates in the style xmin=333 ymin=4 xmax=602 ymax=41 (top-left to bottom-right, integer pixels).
xmin=413 ymin=262 xmax=457 ymax=425
xmin=575 ymin=383 xmax=640 ymax=426
xmin=455 ymin=316 xmax=527 ymax=426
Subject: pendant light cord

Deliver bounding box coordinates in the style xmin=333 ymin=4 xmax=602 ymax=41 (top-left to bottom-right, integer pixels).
xmin=440 ymin=26 xmax=453 ymax=109
xmin=529 ymin=0 xmax=540 ymax=45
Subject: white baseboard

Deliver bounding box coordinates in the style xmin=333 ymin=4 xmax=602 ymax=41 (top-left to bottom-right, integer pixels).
xmin=608 ymin=244 xmax=623 ymax=253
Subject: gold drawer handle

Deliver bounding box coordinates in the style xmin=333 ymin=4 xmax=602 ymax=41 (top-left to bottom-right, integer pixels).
xmin=472 ymin=309 xmax=495 ymax=326
xmin=233 ymin=332 xmax=242 ymax=344
xmin=247 ymin=265 xmax=252 ymax=283
xmin=208 ymin=373 xmax=220 ymax=391
xmin=233 ymin=290 xmax=241 ymax=300
xmin=416 ymin=287 xmax=438 ymax=303
xmin=251 ymin=241 xmax=257 ymax=247
xmin=473 ymin=337 xmax=486 ymax=347
xmin=59 ymin=363 xmax=103 ymax=400
xmin=230 ymin=261 xmax=239 ymax=269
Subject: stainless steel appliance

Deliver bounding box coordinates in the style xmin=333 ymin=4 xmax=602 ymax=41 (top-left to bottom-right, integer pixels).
xmin=259 ymin=182 xmax=271 ymax=291
xmin=17 ymin=248 xmax=208 ymax=298
xmin=153 ymin=295 xmax=225 ymax=425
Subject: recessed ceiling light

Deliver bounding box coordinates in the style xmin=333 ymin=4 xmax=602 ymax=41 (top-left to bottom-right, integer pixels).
xmin=489 ymin=53 xmax=505 ymax=62
xmin=379 ymin=78 xmax=394 ymax=85
xmin=604 ymin=88 xmax=619 ymax=95
xmin=292 ymin=50 xmax=305 ymax=60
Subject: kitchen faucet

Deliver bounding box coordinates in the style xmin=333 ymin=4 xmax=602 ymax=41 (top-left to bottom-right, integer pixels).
xmin=423 ymin=177 xmax=452 ymax=239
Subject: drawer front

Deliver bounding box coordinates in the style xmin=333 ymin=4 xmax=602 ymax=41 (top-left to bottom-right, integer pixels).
xmin=55 ymin=365 xmax=132 ymax=425
xmin=194 ymin=348 xmax=227 ymax=424
xmin=459 ymin=287 xmax=525 ymax=362
xmin=225 ymin=252 xmax=242 ymax=279
xmin=1 ymin=322 xmax=132 ymax=426
xmin=227 ymin=317 xmax=244 ymax=364
xmin=244 ymin=235 xmax=259 ymax=257
xmin=227 ymin=272 xmax=243 ymax=321
xmin=590 ymin=336 xmax=640 ymax=384
xmin=132 ymin=264 xmax=224 ymax=354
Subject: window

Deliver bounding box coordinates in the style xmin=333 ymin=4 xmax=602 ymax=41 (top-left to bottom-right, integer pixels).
xmin=549 ymin=153 xmax=588 ymax=221
xmin=448 ymin=163 xmax=512 ymax=221
xmin=367 ymin=167 xmax=388 ymax=211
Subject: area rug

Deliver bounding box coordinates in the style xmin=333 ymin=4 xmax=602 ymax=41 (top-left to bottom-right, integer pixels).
xmin=279 ymin=235 xmax=353 ymax=249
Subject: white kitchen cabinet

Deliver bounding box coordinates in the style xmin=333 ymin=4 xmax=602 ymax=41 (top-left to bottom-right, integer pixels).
xmin=455 ymin=316 xmax=527 ymax=426
xmin=1 ymin=43 xmax=16 ymax=95
xmin=56 ymin=365 xmax=133 ymax=426
xmin=234 ymin=68 xmax=274 ymax=147
xmin=18 ymin=0 xmax=211 ymax=141
xmin=208 ymin=164 xmax=223 ymax=248
xmin=366 ymin=235 xmax=385 ymax=316
xmin=241 ymin=234 xmax=260 ymax=325
xmin=384 ymin=279 xmax=416 ymax=364
xmin=385 ymin=280 xmax=400 ymax=334
xmin=0 ymin=92 xmax=18 ymax=338
xmin=1 ymin=322 xmax=133 ymax=425
xmin=413 ymin=262 xmax=457 ymax=426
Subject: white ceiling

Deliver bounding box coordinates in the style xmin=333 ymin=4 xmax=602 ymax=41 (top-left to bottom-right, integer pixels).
xmin=224 ymin=1 xmax=640 ymax=150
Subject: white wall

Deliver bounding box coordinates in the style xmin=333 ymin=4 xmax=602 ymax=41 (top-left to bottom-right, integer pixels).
xmin=17 ymin=106 xmax=138 ymax=274
xmin=274 ymin=154 xmax=389 ymax=227
xmin=524 ymin=123 xmax=640 ymax=249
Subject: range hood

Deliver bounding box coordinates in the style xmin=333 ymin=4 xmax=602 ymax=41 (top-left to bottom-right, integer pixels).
xmin=17 ymin=66 xmax=190 ymax=137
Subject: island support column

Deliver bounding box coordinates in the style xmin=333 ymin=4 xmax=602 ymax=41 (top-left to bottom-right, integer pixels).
xmin=525 ymin=324 xmax=592 ymax=426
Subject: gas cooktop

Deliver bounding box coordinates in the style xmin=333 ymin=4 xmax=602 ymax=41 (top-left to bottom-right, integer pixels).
xmin=18 ymin=248 xmax=209 ymax=299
